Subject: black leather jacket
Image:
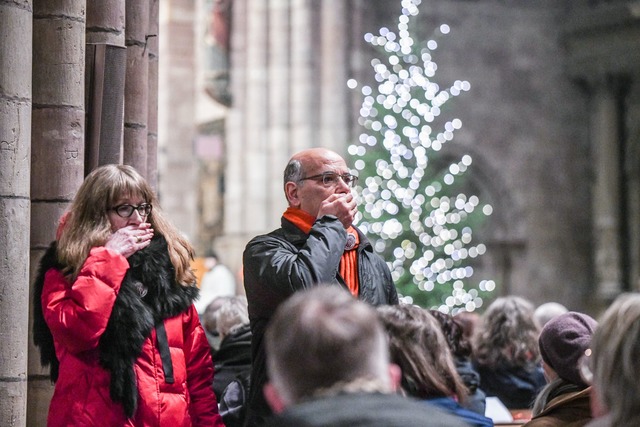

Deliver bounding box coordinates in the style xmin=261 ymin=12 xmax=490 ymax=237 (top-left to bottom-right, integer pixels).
xmin=242 ymin=215 xmax=398 ymax=426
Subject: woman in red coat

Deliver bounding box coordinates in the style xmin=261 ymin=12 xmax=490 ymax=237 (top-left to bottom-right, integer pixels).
xmin=33 ymin=164 xmax=224 ymax=427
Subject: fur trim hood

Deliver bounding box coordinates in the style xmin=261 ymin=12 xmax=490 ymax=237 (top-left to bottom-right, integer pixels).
xmin=33 ymin=235 xmax=199 ymax=416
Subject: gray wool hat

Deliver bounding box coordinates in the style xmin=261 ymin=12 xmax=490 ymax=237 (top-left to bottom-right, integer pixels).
xmin=538 ymin=311 xmax=597 ymax=387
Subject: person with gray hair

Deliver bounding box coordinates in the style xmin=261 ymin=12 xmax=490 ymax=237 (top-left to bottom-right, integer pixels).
xmin=533 ymin=302 xmax=569 ymax=328
xmin=262 ymin=286 xmax=468 ymax=427
xmin=585 ymin=293 xmax=640 ymax=427
xmin=205 ymin=296 xmax=252 ymax=400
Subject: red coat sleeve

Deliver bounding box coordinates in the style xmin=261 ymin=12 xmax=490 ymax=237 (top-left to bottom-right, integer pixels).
xmin=183 ymin=305 xmax=225 ymax=427
xmin=42 ymin=247 xmax=129 ymax=354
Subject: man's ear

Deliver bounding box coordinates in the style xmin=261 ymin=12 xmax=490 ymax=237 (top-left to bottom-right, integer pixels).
xmin=284 ymin=181 xmax=300 ymax=208
xmin=388 ymin=363 xmax=402 ymax=392
xmin=263 ymin=382 xmax=287 ymax=414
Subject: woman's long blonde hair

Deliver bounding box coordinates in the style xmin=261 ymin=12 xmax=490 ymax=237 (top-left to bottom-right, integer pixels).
xmin=57 ymin=164 xmax=196 ymax=285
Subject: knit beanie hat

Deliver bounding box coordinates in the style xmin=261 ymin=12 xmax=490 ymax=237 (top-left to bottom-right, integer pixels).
xmin=538 ymin=311 xmax=597 ymax=386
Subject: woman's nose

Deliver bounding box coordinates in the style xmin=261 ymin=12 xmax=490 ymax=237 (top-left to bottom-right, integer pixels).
xmin=129 ymin=209 xmax=145 ymax=223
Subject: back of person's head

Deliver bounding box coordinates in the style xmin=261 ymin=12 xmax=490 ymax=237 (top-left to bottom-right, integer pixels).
xmin=534 ymin=302 xmax=569 ymax=328
xmin=473 ymin=295 xmax=540 ymax=368
xmin=202 ymin=295 xmax=234 ymax=335
xmin=378 ymin=305 xmax=468 ymax=402
xmin=590 ymin=293 xmax=640 ymax=426
xmin=215 ymin=296 xmax=249 ymax=338
xmin=538 ymin=311 xmax=597 ymax=387
xmin=265 ymin=285 xmax=393 ymax=406
xmin=430 ymin=309 xmax=473 ymax=359
xmin=454 ymin=311 xmax=480 ymax=343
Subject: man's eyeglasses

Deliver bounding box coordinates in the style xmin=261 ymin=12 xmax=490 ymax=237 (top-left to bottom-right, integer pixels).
xmin=299 ymin=172 xmax=358 ymax=188
xmin=110 ymin=203 xmax=153 ymax=218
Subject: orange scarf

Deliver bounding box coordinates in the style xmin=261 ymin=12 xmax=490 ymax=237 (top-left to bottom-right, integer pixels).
xmin=283 ymin=207 xmax=360 ymax=296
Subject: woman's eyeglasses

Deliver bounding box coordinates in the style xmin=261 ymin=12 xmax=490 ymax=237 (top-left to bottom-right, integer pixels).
xmin=299 ymin=172 xmax=358 ymax=188
xmin=110 ymin=203 xmax=153 ymax=218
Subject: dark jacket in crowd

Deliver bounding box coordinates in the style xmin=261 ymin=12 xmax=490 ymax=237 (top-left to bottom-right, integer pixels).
xmin=427 ymin=397 xmax=494 ymax=427
xmin=264 ymin=392 xmax=470 ymax=427
xmin=243 ymin=216 xmax=399 ymax=426
xmin=524 ymin=385 xmax=592 ymax=427
xmin=212 ymin=323 xmax=252 ymax=400
xmin=474 ymin=362 xmax=546 ymax=409
xmin=456 ymin=356 xmax=487 ymax=415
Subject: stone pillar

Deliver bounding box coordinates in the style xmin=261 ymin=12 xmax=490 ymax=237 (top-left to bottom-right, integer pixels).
xmin=290 ymin=0 xmax=317 ymax=152
xmin=626 ymin=82 xmax=640 ymax=291
xmin=123 ymin=0 xmax=149 ymax=176
xmin=244 ymin=0 xmax=268 ymax=233
xmin=0 ymin=1 xmax=32 ymax=424
xmin=218 ymin=0 xmax=247 ymax=275
xmin=591 ymin=77 xmax=623 ymax=300
xmin=85 ymin=0 xmax=126 ymax=173
xmin=267 ymin=0 xmax=290 ymax=224
xmin=147 ymin=0 xmax=159 ymax=190
xmin=29 ymin=1 xmax=86 ymax=425
xmin=320 ymin=0 xmax=349 ymax=155
xmin=158 ymin=0 xmax=198 ymax=241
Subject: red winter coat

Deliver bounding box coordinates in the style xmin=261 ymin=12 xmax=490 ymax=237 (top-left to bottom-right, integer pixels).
xmin=39 ymin=242 xmax=224 ymax=427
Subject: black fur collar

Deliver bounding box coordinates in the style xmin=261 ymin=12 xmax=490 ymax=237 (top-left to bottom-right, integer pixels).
xmin=32 ymin=235 xmax=199 ymax=417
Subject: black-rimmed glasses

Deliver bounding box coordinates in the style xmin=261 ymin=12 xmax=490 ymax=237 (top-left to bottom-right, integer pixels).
xmin=299 ymin=172 xmax=358 ymax=188
xmin=110 ymin=203 xmax=153 ymax=218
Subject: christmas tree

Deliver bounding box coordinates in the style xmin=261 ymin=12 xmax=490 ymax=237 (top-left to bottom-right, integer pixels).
xmin=348 ymin=0 xmax=495 ymax=313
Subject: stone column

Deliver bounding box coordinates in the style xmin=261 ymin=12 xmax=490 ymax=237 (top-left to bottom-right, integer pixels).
xmin=29 ymin=0 xmax=86 ymax=425
xmin=123 ymin=0 xmax=149 ymax=176
xmin=158 ymin=0 xmax=198 ymax=241
xmin=626 ymin=82 xmax=640 ymax=291
xmin=0 ymin=1 xmax=32 ymax=424
xmin=244 ymin=0 xmax=268 ymax=233
xmin=218 ymin=0 xmax=247 ymax=275
xmin=320 ymin=0 xmax=349 ymax=155
xmin=85 ymin=0 xmax=126 ymax=173
xmin=591 ymin=77 xmax=623 ymax=300
xmin=267 ymin=0 xmax=290 ymax=224
xmin=147 ymin=0 xmax=159 ymax=190
xmin=290 ymin=0 xmax=317 ymax=152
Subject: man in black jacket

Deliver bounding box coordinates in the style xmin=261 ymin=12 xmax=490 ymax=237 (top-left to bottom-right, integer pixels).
xmin=242 ymin=148 xmax=398 ymax=426
xmin=261 ymin=286 xmax=467 ymax=427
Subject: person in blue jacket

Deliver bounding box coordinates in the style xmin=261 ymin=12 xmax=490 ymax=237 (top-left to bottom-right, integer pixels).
xmin=378 ymin=304 xmax=494 ymax=427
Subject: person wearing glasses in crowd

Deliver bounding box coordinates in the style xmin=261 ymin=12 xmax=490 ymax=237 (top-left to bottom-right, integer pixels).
xmin=242 ymin=147 xmax=399 ymax=426
xmin=32 ymin=164 xmax=224 ymax=427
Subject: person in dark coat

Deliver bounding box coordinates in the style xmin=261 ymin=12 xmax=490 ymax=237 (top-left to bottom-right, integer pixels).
xmin=201 ymin=296 xmax=252 ymax=400
xmin=431 ymin=309 xmax=488 ymax=416
xmin=262 ymin=286 xmax=468 ymax=427
xmin=378 ymin=305 xmax=493 ymax=427
xmin=242 ymin=148 xmax=399 ymax=426
xmin=524 ymin=311 xmax=597 ymax=427
xmin=472 ymin=296 xmax=546 ymax=411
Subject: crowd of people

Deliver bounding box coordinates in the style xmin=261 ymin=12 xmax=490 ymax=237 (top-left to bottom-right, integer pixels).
xmin=31 ymin=150 xmax=640 ymax=427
